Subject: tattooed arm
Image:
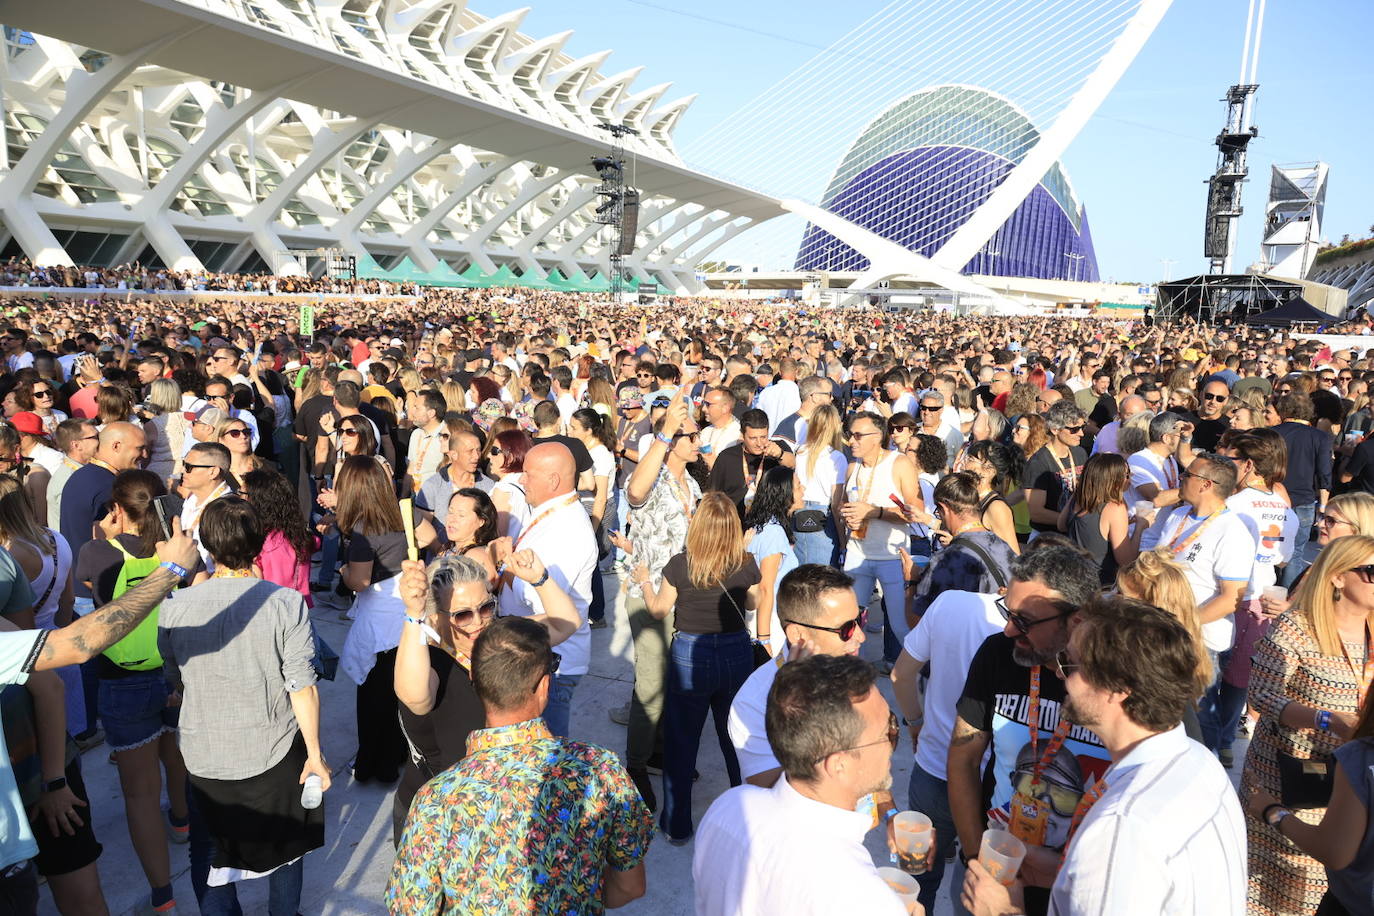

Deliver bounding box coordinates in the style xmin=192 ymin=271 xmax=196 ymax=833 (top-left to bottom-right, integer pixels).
xmin=37 ymin=524 xmax=199 ymax=672
xmin=947 ymin=715 xmax=992 ymax=859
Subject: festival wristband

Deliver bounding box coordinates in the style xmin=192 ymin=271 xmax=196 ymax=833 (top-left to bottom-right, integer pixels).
xmin=1316 ymin=709 xmax=1332 ymax=731
xmin=159 ymin=560 xmax=189 ymax=579
xmin=404 ymin=615 xmax=445 ymax=645
xmin=655 ymin=432 xmax=674 ymax=446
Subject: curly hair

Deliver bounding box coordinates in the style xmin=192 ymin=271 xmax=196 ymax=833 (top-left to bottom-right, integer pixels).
xmin=242 ymin=468 xmax=316 ymax=564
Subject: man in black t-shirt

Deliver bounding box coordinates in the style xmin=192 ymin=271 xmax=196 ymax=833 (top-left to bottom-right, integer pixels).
xmin=530 ymin=400 xmax=593 ymax=488
xmin=706 ymin=408 xmax=793 ymax=516
xmin=948 ymin=542 xmax=1108 ymax=916
xmin=1191 ymin=377 xmax=1232 ymax=452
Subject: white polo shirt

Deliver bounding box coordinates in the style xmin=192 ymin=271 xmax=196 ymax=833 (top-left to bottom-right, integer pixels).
xmin=497 ymin=493 xmax=596 ymax=676
xmin=1226 ymin=486 xmax=1300 ymax=599
xmin=1051 ymin=725 xmax=1246 ymax=916
xmin=692 ymin=776 xmax=906 ymax=916
xmin=1127 ymin=447 xmax=1178 ymax=506
xmin=1141 ymin=506 xmax=1256 ymax=651
xmin=901 ymin=591 xmax=1004 ymax=780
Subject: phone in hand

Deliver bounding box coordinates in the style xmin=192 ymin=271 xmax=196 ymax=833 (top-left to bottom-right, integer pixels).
xmin=890 ymin=494 xmax=909 ymax=514
xmin=151 ymin=495 xmax=175 ymax=540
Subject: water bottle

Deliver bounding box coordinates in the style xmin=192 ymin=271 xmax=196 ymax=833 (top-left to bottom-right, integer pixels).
xmin=301 ymin=774 xmax=323 ymax=810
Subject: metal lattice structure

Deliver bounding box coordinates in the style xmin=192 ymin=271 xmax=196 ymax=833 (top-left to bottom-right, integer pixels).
xmin=1259 ymin=162 xmax=1328 ymax=279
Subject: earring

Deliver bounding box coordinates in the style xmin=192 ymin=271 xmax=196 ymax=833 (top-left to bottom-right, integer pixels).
xmin=1334 ymin=586 xmax=1344 ymax=603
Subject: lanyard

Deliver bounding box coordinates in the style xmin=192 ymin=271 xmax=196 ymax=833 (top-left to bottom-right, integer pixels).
xmin=1340 ymin=624 xmax=1373 ymax=707
xmin=89 ymin=458 xmax=115 ymax=474
xmin=669 ymin=469 xmax=696 ymax=521
xmin=1166 ymin=507 xmax=1227 ymax=555
xmin=511 ymin=493 xmax=580 ymax=552
xmin=1051 ymin=447 xmax=1078 ymax=493
xmin=186 ymin=483 xmax=230 ymax=530
xmin=1163 ymin=457 xmax=1178 ymax=490
xmin=409 ymin=428 xmax=440 ymax=483
xmin=1027 ymin=665 xmax=1073 ymax=787
xmin=1065 ymin=774 xmax=1109 ymax=850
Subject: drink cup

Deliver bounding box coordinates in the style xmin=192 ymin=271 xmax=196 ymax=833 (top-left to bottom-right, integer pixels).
xmin=892 ymin=811 xmax=933 ymax=875
xmin=979 ymin=828 xmax=1026 ymax=886
xmin=1262 ymin=585 xmax=1287 ymax=603
xmin=876 ymin=866 xmax=920 ymax=913
xmin=1133 ymin=500 xmax=1154 ymax=520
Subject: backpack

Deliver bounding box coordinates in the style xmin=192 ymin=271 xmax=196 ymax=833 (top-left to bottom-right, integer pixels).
xmin=101 ymin=539 xmax=164 ymax=671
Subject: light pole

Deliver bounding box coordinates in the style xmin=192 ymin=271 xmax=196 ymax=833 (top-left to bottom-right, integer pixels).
xmin=1160 ymin=258 xmax=1176 ymax=283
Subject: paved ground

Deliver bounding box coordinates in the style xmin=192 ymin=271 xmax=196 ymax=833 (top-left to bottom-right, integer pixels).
xmin=38 ymin=568 xmax=1250 ymax=915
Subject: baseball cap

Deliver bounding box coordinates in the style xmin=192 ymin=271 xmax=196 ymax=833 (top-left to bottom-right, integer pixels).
xmin=184 ymin=406 xmax=229 ymax=426
xmin=10 ymin=412 xmax=45 ymax=436
xmin=617 ymin=386 xmax=644 ymax=409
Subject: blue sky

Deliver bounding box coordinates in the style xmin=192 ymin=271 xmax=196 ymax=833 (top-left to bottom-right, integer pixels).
xmin=519 ymin=0 xmax=1372 ymax=284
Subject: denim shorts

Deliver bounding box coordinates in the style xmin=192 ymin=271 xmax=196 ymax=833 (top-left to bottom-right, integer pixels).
xmin=98 ymin=670 xmax=179 ymax=752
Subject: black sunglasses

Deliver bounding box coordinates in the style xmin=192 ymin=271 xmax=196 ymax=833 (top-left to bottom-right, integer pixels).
xmin=919 ymin=405 xmax=942 ymax=412
xmin=784 ymin=608 xmax=867 ymax=642
xmin=1179 ymin=469 xmax=1215 ymax=485
xmin=1202 ymin=392 xmax=1228 ymax=402
xmin=996 ymin=595 xmax=1071 ymax=636
xmin=182 ymin=462 xmax=216 ymax=471
xmin=1062 ymin=425 xmax=1084 ymax=434
xmin=1352 ymin=565 xmax=1374 ymax=584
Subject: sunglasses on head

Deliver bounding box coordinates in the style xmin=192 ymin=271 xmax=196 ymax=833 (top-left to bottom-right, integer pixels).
xmin=784 ymin=608 xmax=867 ymax=642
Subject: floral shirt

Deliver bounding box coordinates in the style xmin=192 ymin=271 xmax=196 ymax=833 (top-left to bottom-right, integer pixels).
xmin=386 ymin=718 xmax=653 ymax=915
xmin=625 ymin=465 xmax=698 ymax=599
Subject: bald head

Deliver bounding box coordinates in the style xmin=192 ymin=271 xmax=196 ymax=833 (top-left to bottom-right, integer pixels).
xmin=523 ymin=442 xmax=575 ymax=506
xmin=1119 ymin=394 xmax=1148 ymax=421
xmin=98 ymin=421 xmax=146 ymax=471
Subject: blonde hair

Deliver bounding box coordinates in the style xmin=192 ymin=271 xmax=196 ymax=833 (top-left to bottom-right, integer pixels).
xmin=1117 ymin=550 xmax=1212 ymax=693
xmin=439 ymin=380 xmax=468 ymax=414
xmin=1326 ymin=492 xmax=1374 ymax=538
xmin=799 ymin=404 xmax=843 ymax=479
xmin=1292 ymin=534 xmax=1374 ymax=656
xmin=397 ymin=367 xmax=422 ymax=394
xmin=685 ymin=492 xmax=746 ymax=588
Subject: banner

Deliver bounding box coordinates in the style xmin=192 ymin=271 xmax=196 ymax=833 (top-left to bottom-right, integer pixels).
xmin=300 ymin=304 xmax=315 ymax=338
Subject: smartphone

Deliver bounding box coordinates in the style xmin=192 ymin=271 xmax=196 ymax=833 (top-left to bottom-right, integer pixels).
xmin=151 ymin=495 xmax=175 ymax=539
xmin=890 ymin=494 xmax=909 ymax=514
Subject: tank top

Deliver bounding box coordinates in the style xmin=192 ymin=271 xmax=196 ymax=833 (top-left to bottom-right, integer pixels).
xmin=846 ymin=451 xmax=905 ymax=560
xmin=30 ymin=530 xmax=70 ymax=631
xmin=1069 ymin=508 xmax=1117 ymax=585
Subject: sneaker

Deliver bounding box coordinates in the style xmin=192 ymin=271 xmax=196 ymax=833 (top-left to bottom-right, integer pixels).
xmin=609 ymin=702 xmax=631 ymax=726
xmin=1218 ymin=747 xmax=1234 ymax=768
xmin=74 ymin=728 xmax=104 ymax=753
xmin=660 ymin=827 xmax=691 ymax=847
xmin=140 ymin=900 xmax=176 ymax=915
xmin=165 ymin=809 xmax=189 ymax=845
xmin=628 ymin=767 xmax=657 ymax=813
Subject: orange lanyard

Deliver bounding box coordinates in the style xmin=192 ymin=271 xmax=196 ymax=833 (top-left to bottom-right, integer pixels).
xmin=1065 ymin=774 xmax=1109 ymax=849
xmin=1163 ymin=458 xmax=1178 ymax=490
xmin=512 ymin=494 xmax=579 ymax=552
xmin=1166 ymin=507 xmax=1227 ymax=555
xmin=1027 ymin=665 xmax=1073 ymax=787
xmin=186 ymin=484 xmax=230 ymax=530
xmin=409 ymin=428 xmax=439 ymax=482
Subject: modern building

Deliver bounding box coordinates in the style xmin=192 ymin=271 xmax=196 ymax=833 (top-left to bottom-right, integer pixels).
xmin=0 ymin=0 xmax=782 ymax=290
xmin=794 ymin=84 xmax=1099 ymax=282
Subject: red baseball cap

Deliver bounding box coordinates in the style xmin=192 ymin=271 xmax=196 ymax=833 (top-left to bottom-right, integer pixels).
xmin=10 ymin=412 xmax=45 ymax=437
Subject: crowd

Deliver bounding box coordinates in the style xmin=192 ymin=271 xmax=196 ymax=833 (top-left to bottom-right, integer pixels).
xmin=0 ymin=279 xmax=1370 ymax=916
xmin=0 ymin=258 xmax=418 ymax=297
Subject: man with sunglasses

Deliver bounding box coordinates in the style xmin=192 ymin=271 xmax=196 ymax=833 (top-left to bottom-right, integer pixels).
xmin=947 ymin=542 xmax=1108 ymax=916
xmin=698 ymin=386 xmax=741 ymax=471
xmin=1127 ymin=411 xmax=1194 ymax=510
xmin=695 ymin=654 xmax=911 ymax=916
xmin=1191 ymin=378 xmax=1232 ymax=452
xmin=962 ymin=596 xmax=1244 ymax=916
xmin=390 ymin=616 xmax=652 ymax=914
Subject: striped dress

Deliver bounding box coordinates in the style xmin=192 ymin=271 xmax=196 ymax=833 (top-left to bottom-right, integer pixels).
xmin=1240 ymin=610 xmax=1366 ymax=915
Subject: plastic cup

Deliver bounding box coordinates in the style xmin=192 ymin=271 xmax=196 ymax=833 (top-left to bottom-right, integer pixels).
xmin=1133 ymin=500 xmax=1154 ymax=519
xmin=1262 ymin=585 xmax=1288 ymax=603
xmin=892 ymin=811 xmax=933 ymax=875
xmin=979 ymin=828 xmax=1026 ymax=886
xmin=876 ymin=866 xmax=920 ymax=913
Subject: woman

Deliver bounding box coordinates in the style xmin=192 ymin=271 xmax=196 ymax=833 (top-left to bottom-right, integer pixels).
xmin=569 ymin=407 xmax=616 ymax=625
xmin=249 ymin=360 xmax=296 ymax=483
xmin=243 ymin=468 xmax=316 ymax=606
xmin=468 ymin=375 xmax=501 ymax=412
xmin=73 ymin=470 xmax=190 ymax=914
xmin=1263 ymin=493 xmax=1374 ymax=617
xmin=95 ymin=385 xmax=135 ymax=429
xmin=637 ymin=491 xmax=760 ymax=843
xmin=316 ymin=414 xmax=387 ymax=510
xmin=16 ymin=378 xmax=67 ymax=434
xmin=441 ymin=487 xmax=500 ymax=584
xmin=1168 ymin=387 xmax=1199 ymax=418
xmin=887 ymin=412 xmax=917 ymax=453
xmin=1059 ymin=453 xmax=1147 ymax=585
xmin=391 ymin=545 xmax=583 ymax=842
xmin=963 ymin=409 xmax=1006 ymax=452
xmin=1116 ymin=550 xmax=1214 ymax=696
xmin=157 ymin=497 xmax=327 ymax=916
xmin=585 ymin=377 xmax=617 ymax=421
xmin=1239 ymin=535 xmax=1374 ymax=915
xmin=1245 ymin=697 xmax=1374 ymax=916
xmin=336 ymin=455 xmax=437 ymax=783
xmin=216 ymin=415 xmax=260 ymax=479
xmin=962 ymin=440 xmax=1022 ymax=553
xmin=742 ymin=466 xmax=798 ymax=656
xmin=792 ymin=404 xmax=846 ymax=567
xmin=489 ymin=429 xmax=533 ymax=539
xmin=140 ymin=378 xmax=184 ymax=481
xmin=1228 ymin=404 xmax=1265 ymax=431
xmin=1016 ymin=413 xmax=1049 ymax=460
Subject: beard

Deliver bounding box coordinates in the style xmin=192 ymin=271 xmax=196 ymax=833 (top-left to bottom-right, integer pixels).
xmin=1012 ymin=644 xmax=1059 ymax=667
xmin=1062 ymin=695 xmax=1097 ymax=729
xmin=863 ymin=770 xmax=894 ymax=799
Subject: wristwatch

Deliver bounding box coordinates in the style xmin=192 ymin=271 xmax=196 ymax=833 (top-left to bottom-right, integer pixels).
xmin=1264 ymin=804 xmax=1293 ymax=830
xmin=42 ymin=776 xmax=67 ymax=793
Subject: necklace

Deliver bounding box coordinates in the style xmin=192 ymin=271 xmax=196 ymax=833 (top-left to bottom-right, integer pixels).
xmin=212 ymin=567 xmax=254 ymax=579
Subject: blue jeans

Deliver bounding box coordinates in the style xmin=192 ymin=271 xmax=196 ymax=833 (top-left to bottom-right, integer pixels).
xmin=793 ymin=500 xmax=838 ymax=567
xmin=844 ymin=556 xmax=907 ymax=663
xmin=1198 ymin=648 xmax=1226 ymax=752
xmin=99 ymin=671 xmax=179 ymax=752
xmin=660 ymin=631 xmax=752 ymax=840
xmin=613 ymin=487 xmax=631 ymax=563
xmin=1216 ymin=678 xmax=1248 ymax=754
xmin=908 ymin=762 xmax=959 ymax=914
xmin=543 ymin=673 xmax=581 ymax=738
xmin=1279 ymin=502 xmax=1316 ymax=588
xmin=187 ymin=782 xmax=304 ymax=916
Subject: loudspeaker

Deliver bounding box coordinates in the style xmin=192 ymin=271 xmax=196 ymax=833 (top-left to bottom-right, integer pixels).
xmin=618 ymin=190 xmax=640 ymax=256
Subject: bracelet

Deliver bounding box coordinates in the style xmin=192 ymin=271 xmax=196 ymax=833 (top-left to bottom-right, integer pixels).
xmin=655 ymin=432 xmax=674 ymax=446
xmin=1317 ymin=709 xmax=1332 ymax=731
xmin=882 ymin=807 xmax=900 ymax=823
xmin=159 ymin=560 xmax=189 ymax=579
xmin=404 ymin=615 xmax=425 ymax=627
xmin=530 ymin=569 xmax=549 ymax=588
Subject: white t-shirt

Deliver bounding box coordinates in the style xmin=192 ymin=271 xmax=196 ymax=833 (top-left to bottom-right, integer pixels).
xmin=1127 ymin=448 xmax=1178 ymax=506
xmin=0 ymin=629 xmax=44 ymax=869
xmin=902 ymin=591 xmax=1004 ymax=779
xmin=1225 ymin=487 xmax=1299 ymax=599
xmin=700 ymin=419 xmax=741 ymax=459
xmin=795 ymin=446 xmax=847 ymax=504
xmin=1141 ymin=507 xmax=1256 ymax=651
xmin=728 ymin=652 xmax=784 ymax=779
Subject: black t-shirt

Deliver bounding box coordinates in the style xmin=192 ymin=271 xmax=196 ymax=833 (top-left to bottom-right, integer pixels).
xmin=346 ymin=528 xmax=408 ymax=582
xmin=615 ymin=415 xmax=651 ymax=488
xmin=394 ymin=646 xmax=482 ymax=839
xmin=1087 ymin=394 xmax=1116 ymax=430
xmin=1192 ymin=416 xmax=1230 ymax=452
xmin=294 ymin=394 xmax=333 ymax=474
xmin=59 ymin=463 xmax=115 ymax=599
xmin=707 ymin=442 xmax=792 ymax=514
xmin=1343 ymin=439 xmax=1374 ymax=495
xmin=532 ymin=434 xmax=593 ymax=477
xmin=661 ymin=552 xmax=760 ymax=635
xmin=1023 ymin=445 xmax=1086 ymax=531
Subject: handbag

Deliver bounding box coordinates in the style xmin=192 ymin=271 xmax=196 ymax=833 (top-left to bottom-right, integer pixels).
xmin=790 ymin=509 xmax=827 ymax=533
xmin=1276 ymin=750 xmax=1334 ymax=809
xmin=719 ymin=577 xmax=771 ymax=670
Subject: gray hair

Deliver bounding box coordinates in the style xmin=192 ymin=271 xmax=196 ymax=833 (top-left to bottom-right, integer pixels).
xmin=425 ymin=553 xmax=491 ymax=618
xmin=1044 ymin=400 xmax=1086 ymax=431
xmin=974 ymin=409 xmax=1006 ymax=441
xmin=798 ymin=375 xmax=831 ymax=400
xmin=1147 ymin=410 xmax=1186 ymax=444
xmin=1009 ymin=542 xmax=1099 ymax=610
xmin=918 ymin=388 xmax=945 ymax=407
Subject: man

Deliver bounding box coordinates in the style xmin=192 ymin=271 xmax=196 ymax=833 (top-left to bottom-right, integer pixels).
xmin=1089 ymin=394 xmax=1146 ymax=457
xmin=135 ymin=355 xmax=165 ymax=394
xmin=1141 ymin=453 xmax=1255 ymax=751
xmin=947 ymin=543 xmax=1109 ymax=916
xmin=1231 ymin=359 xmax=1272 ymax=400
xmin=962 ymin=596 xmax=1245 ymax=916
xmin=551 ymin=364 xmax=578 ymax=426
xmin=1074 ymin=371 xmax=1116 ymax=437
xmin=2 ymin=327 xmax=33 ymax=372
xmin=908 ymin=472 xmax=1015 ymax=622
xmin=1127 ymin=411 xmax=1194 ymax=509
xmin=495 ymin=443 xmax=595 ymax=739
xmin=1271 ymin=391 xmax=1332 ymax=587
xmin=180 ymin=442 xmax=234 ymax=572
xmin=204 ymin=374 xmax=260 ymax=450
xmin=46 ymin=418 xmax=98 ymax=530
xmin=1024 ymin=402 xmax=1087 ymax=534
xmin=611 ymin=386 xmax=651 ymax=562
xmin=693 ymin=655 xmax=910 ymax=916
xmin=403 ymin=388 xmax=447 ymax=494
xmin=1064 ymin=354 xmax=1101 ymax=393
xmin=60 ymin=421 xmax=146 ymax=612
xmin=916 ymin=388 xmax=962 ymax=469
xmin=0 ymin=529 xmax=199 ymax=914
xmin=727 ymin=564 xmax=866 ymax=786
xmin=205 ymin=344 xmax=250 ymax=387
xmin=388 ymin=617 xmax=651 ymax=914
xmin=755 ymin=357 xmax=801 ymax=434
xmin=530 ymin=400 xmax=594 ymax=490
xmin=688 ymin=354 xmax=724 ymax=406
xmin=698 ymin=386 xmax=741 ymax=468
xmin=707 ymin=408 xmax=794 ymax=515
xmin=416 ymin=427 xmax=494 ymax=533
xmin=1191 ymin=377 xmax=1232 ymax=452
xmin=771 ymin=375 xmax=832 ymax=450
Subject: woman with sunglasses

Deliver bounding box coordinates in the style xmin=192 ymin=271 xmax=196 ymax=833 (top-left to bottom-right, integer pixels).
xmin=15 ymin=379 xmax=67 ymax=434
xmin=1239 ymin=534 xmax=1374 ymax=915
xmin=315 ymin=415 xmax=387 ymax=511
xmin=886 ymin=412 xmax=917 ymax=453
xmin=636 ymin=491 xmax=761 ymax=844
xmin=336 ymin=456 xmax=438 ymax=784
xmin=215 ymin=417 xmax=260 ymax=480
xmin=488 ymin=429 xmax=533 ymax=539
xmin=391 ymin=545 xmax=582 ymax=843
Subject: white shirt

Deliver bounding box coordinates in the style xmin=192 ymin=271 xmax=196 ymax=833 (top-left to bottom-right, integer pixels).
xmin=1127 ymin=447 xmax=1177 ymax=506
xmin=555 ymin=391 xmax=578 ymax=427
xmin=756 ymin=379 xmax=800 ymax=434
xmin=795 ymin=446 xmax=847 ymax=504
xmin=405 ymin=424 xmax=446 ymax=485
xmin=1141 ymin=506 xmax=1256 ymax=651
xmin=700 ymin=419 xmax=741 ymax=459
xmin=28 ymin=443 xmax=63 ymax=476
xmin=497 ymin=492 xmax=596 ymax=675
xmin=728 ymin=651 xmax=784 ymax=779
xmin=1050 ymin=726 xmax=1246 ymax=916
xmin=1226 ymin=486 xmax=1299 ymax=599
xmin=692 ymin=776 xmax=906 ymax=916
xmin=901 ymin=591 xmax=1004 ymax=779
xmin=1065 ymin=375 xmax=1090 ymax=392
xmin=181 ymin=483 xmax=233 ymax=572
